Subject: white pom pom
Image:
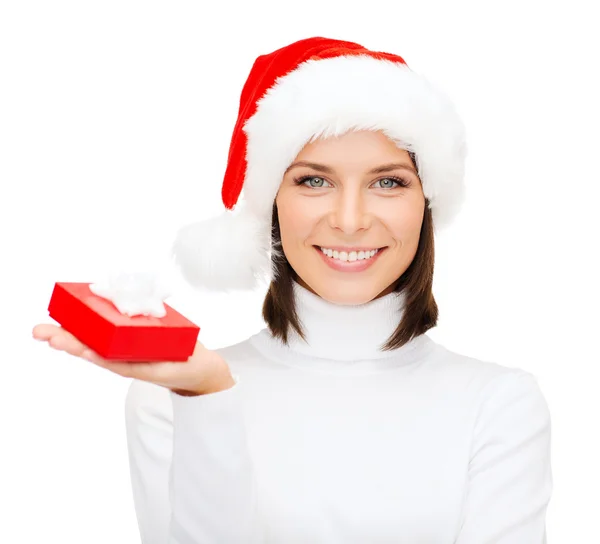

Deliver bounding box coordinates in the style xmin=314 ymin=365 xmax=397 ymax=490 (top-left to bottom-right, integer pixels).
xmin=171 ymin=206 xmax=272 ymax=292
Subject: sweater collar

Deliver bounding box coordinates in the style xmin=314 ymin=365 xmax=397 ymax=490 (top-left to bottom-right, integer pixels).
xmin=250 ymin=280 xmax=434 ymax=374
xmin=288 ymin=280 xmax=406 ymax=361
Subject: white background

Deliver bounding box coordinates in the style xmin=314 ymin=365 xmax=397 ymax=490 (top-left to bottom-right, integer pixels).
xmin=2 ymin=0 xmax=598 ymax=542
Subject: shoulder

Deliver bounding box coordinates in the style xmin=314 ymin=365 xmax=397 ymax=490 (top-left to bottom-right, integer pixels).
xmin=465 ymin=364 xmax=552 ymax=489
xmin=424 ymin=336 xmax=541 ymax=387
xmin=424 ymin=337 xmax=551 ymax=421
xmin=422 ymin=339 xmax=552 ymax=479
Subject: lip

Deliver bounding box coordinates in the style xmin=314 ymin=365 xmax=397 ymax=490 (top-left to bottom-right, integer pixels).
xmin=317 ymin=246 xmax=383 ymax=253
xmin=314 ymin=245 xmax=386 ymax=273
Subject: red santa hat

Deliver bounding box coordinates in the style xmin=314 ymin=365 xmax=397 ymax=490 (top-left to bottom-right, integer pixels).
xmin=172 ymin=37 xmax=467 ymax=291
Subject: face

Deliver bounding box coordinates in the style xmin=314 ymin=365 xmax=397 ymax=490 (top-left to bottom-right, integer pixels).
xmin=275 ymin=130 xmax=426 ymax=305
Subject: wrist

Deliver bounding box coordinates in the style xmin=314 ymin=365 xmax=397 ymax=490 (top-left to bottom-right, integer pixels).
xmin=202 ymin=372 xmax=236 ymax=394
xmin=171 ymin=365 xmax=236 ymax=397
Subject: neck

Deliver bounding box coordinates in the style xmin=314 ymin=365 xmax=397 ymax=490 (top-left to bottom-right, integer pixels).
xmin=286 ymin=280 xmax=410 ymax=361
xmin=251 ymin=280 xmax=434 ymax=375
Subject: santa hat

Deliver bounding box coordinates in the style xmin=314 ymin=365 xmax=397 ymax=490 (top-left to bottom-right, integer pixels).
xmin=171 ymin=37 xmax=467 ymax=291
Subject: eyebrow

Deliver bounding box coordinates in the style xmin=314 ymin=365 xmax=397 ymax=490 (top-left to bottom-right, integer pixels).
xmin=284 ymin=161 xmax=418 ymax=176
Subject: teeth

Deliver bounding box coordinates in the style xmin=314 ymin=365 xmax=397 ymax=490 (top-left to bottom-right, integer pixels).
xmin=319 ymin=247 xmax=379 ymax=262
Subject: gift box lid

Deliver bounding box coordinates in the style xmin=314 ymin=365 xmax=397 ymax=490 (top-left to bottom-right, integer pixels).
xmin=50 ymin=282 xmax=199 ymax=329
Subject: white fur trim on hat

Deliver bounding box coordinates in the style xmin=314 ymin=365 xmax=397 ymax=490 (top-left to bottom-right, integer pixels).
xmin=173 ymin=54 xmax=467 ymax=291
xmin=243 ymin=55 xmax=467 ymax=228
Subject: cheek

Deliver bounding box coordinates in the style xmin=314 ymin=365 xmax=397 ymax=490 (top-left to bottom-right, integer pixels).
xmin=383 ymin=200 xmax=424 ymax=242
xmin=277 ymin=197 xmax=320 ymax=246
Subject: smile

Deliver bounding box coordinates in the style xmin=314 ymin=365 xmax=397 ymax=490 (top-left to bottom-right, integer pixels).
xmin=319 ymin=247 xmax=380 ymax=261
xmin=314 ymin=246 xmax=386 ymax=273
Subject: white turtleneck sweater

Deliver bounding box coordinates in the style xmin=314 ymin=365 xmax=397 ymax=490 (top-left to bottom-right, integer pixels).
xmin=124 ymin=282 xmax=552 ymax=544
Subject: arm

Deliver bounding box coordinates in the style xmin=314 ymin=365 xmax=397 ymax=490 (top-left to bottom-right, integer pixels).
xmin=125 ymin=374 xmax=264 ymax=544
xmin=455 ymin=371 xmax=553 ymax=544
xmin=168 ymin=374 xmax=264 ymax=544
xmin=125 ymin=379 xmax=175 ymax=544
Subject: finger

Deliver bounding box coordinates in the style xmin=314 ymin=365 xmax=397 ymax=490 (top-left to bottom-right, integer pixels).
xmin=34 ymin=324 xmax=88 ymax=358
xmin=33 ymin=323 xmax=83 ymax=345
xmin=81 ymin=349 xmax=160 ymax=380
xmin=32 ymin=324 xmax=61 ymax=341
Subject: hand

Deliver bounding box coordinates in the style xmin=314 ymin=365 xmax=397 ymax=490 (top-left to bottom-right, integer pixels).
xmin=32 ymin=324 xmax=235 ymax=396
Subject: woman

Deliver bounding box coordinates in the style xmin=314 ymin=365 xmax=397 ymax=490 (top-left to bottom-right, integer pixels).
xmin=33 ymin=37 xmax=552 ymax=543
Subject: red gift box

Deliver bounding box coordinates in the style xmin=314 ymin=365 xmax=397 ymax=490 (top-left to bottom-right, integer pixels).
xmin=48 ymin=282 xmax=200 ymax=362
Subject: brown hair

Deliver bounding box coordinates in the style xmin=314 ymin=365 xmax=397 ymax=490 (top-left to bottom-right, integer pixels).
xmin=262 ymin=152 xmax=438 ymax=352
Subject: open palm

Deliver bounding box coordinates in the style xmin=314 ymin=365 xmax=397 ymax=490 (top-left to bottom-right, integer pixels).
xmin=31 ymin=324 xmax=234 ymax=395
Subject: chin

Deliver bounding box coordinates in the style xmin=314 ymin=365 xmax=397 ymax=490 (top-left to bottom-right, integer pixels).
xmin=308 ymin=282 xmax=384 ymax=306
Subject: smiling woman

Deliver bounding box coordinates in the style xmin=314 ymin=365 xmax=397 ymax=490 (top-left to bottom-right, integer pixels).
xmin=265 ymin=129 xmax=437 ymax=349
xmin=121 ymin=37 xmax=552 ymax=543
xmin=275 ymin=130 xmax=425 ymax=303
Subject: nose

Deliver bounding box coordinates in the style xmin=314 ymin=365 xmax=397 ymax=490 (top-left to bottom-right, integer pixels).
xmin=328 ymin=189 xmax=372 ymax=234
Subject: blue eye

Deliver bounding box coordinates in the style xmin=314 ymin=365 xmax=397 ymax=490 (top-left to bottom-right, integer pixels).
xmin=292 ymin=175 xmax=410 ymax=189
xmin=373 ymin=177 xmax=410 ymax=189
xmin=294 ymin=176 xmax=329 ymax=188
